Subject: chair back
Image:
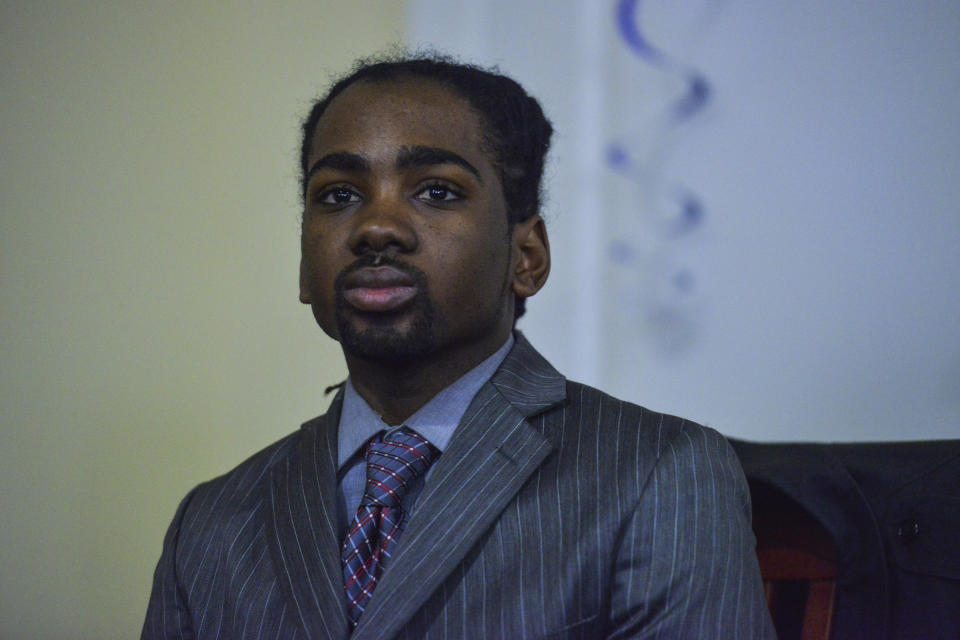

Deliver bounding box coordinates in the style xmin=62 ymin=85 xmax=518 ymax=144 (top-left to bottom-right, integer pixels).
xmin=752 ymin=481 xmax=837 ymax=640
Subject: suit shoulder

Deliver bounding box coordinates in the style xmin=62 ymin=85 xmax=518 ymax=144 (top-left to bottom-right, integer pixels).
xmin=558 ymin=379 xmax=729 ymax=456
xmin=175 ymin=430 xmax=297 ymax=526
xmin=177 ymin=410 xmax=335 ymax=530
xmin=550 ymin=379 xmax=745 ymax=501
xmin=552 ymin=379 xmax=751 ymax=513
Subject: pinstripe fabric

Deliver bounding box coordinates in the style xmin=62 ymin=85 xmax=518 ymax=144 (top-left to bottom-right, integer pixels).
xmin=142 ymin=333 xmax=774 ymax=639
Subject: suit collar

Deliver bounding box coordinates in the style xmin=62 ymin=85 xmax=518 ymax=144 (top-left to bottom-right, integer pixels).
xmin=489 ymin=330 xmax=567 ymax=417
xmin=351 ymin=332 xmax=566 ymax=639
xmin=266 ymin=391 xmax=352 ymax=640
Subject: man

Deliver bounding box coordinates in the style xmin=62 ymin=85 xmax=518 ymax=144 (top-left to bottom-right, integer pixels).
xmin=143 ymin=55 xmax=774 ymax=639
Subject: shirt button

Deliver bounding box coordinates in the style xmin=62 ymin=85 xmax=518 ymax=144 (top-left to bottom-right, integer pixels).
xmin=897 ymin=519 xmax=920 ymax=546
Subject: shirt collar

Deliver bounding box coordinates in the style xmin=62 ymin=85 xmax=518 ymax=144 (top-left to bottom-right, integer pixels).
xmin=337 ymin=335 xmax=514 ymax=468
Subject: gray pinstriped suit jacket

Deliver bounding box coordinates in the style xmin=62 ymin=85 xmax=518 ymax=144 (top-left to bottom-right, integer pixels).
xmin=142 ymin=334 xmax=775 ymax=639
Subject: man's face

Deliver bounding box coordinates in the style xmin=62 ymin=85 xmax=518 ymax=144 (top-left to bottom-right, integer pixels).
xmin=299 ymin=78 xmax=521 ymax=364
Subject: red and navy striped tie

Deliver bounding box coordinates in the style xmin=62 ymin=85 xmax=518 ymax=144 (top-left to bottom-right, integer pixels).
xmin=341 ymin=427 xmax=438 ymax=625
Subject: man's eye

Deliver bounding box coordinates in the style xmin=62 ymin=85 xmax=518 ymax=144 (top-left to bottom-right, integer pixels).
xmin=416 ymin=184 xmax=461 ymax=202
xmin=318 ymin=187 xmax=360 ymax=205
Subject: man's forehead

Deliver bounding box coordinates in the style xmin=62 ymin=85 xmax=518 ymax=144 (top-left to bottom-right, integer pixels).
xmin=313 ymin=79 xmax=483 ymax=143
xmin=307 ymin=79 xmax=493 ymax=172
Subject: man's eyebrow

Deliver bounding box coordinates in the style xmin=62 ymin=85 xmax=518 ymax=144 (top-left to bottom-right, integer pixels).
xmin=396 ymin=146 xmax=482 ymax=182
xmin=306 ymin=151 xmax=369 ymax=180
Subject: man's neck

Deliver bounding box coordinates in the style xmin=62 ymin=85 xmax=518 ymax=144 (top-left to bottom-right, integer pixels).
xmin=343 ymin=332 xmax=511 ymax=426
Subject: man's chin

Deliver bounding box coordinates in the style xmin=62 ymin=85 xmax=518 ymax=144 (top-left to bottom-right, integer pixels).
xmin=337 ymin=317 xmax=436 ymax=363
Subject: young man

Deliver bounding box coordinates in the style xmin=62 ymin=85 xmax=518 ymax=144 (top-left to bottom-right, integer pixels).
xmin=143 ymin=55 xmax=774 ymax=639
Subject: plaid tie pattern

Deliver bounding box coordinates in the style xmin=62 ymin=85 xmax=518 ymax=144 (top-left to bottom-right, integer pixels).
xmin=341 ymin=427 xmax=438 ymax=625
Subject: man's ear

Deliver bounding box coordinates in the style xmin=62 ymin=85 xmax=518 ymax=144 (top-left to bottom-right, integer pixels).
xmin=299 ymin=256 xmax=312 ymax=304
xmin=511 ymin=215 xmax=551 ymax=299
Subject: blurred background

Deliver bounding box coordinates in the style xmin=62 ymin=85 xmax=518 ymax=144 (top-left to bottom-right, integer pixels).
xmin=1 ymin=1 xmax=957 ymax=637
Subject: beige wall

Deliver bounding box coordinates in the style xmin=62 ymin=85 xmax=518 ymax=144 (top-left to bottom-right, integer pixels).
xmin=0 ymin=2 xmax=406 ymax=637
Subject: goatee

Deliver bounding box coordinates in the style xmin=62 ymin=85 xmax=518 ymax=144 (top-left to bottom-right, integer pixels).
xmin=333 ymin=254 xmax=438 ymax=362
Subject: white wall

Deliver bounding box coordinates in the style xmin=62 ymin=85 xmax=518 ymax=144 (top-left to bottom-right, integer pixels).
xmin=0 ymin=2 xmax=404 ymax=637
xmin=408 ymin=0 xmax=960 ymax=442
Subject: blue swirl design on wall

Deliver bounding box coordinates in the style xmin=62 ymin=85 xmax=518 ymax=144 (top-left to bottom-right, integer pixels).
xmin=607 ymin=0 xmax=717 ymax=355
xmin=616 ymin=0 xmax=710 ymax=121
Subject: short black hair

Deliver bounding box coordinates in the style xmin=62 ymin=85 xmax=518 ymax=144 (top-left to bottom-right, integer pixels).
xmin=299 ymin=53 xmax=554 ymax=320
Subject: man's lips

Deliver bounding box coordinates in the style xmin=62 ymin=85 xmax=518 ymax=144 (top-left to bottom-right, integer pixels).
xmin=341 ymin=266 xmax=419 ymax=312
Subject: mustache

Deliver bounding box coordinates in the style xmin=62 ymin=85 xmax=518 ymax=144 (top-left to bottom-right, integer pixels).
xmin=334 ymin=252 xmax=429 ymax=292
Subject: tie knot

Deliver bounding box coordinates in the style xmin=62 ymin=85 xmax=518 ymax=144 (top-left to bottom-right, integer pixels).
xmin=362 ymin=427 xmax=438 ymax=509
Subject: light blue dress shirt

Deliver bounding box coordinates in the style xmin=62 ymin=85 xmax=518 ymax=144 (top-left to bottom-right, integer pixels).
xmin=336 ymin=335 xmax=514 ymax=537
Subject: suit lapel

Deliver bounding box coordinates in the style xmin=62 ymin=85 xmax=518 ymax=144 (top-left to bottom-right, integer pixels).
xmin=352 ymin=333 xmax=566 ymax=640
xmin=267 ymin=391 xmax=351 ymax=640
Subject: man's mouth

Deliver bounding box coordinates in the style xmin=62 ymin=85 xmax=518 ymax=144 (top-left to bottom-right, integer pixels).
xmin=341 ymin=266 xmax=418 ymax=312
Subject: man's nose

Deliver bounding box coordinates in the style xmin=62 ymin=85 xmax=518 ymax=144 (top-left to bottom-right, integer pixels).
xmin=346 ymin=192 xmax=418 ymax=255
